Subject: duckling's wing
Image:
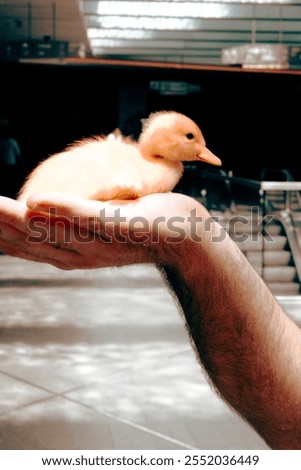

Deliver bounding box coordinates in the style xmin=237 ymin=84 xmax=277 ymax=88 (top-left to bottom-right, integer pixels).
xmin=18 ymin=138 xmax=145 ymax=201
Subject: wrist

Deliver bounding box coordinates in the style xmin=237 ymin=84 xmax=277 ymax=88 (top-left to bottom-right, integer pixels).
xmin=152 ymin=199 xmax=224 ymax=269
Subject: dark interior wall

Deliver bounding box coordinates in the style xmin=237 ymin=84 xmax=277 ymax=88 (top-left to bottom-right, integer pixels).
xmin=1 ymin=60 xmax=301 ymax=191
xmin=0 ymin=62 xmax=120 ymax=171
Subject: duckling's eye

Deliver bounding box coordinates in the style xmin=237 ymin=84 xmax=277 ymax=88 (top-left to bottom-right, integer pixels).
xmin=186 ymin=133 xmax=194 ymax=140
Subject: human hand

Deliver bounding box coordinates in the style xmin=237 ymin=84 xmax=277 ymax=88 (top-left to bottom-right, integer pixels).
xmin=0 ymin=192 xmax=212 ymax=270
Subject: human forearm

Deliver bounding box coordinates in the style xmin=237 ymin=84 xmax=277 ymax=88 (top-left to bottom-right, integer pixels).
xmin=159 ymin=206 xmax=301 ymax=449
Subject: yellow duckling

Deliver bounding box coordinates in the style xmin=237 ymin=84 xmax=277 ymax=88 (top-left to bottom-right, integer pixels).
xmin=18 ymin=110 xmax=221 ymax=202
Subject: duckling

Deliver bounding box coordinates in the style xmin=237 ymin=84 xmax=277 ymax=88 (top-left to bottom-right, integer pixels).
xmin=18 ymin=110 xmax=221 ymax=202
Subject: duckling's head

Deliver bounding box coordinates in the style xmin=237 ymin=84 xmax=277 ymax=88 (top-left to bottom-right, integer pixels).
xmin=138 ymin=111 xmax=221 ymax=166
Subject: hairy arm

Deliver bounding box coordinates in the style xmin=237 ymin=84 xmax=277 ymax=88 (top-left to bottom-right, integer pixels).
xmin=1 ymin=192 xmax=301 ymax=449
xmin=160 ymin=218 xmax=301 ymax=449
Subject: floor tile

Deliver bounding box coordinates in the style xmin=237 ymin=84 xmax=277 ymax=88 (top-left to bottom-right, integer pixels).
xmin=67 ymin=350 xmax=269 ymax=450
xmin=0 ymin=255 xmax=296 ymax=450
xmin=0 ymin=371 xmax=51 ymax=415
xmin=0 ymin=396 xmax=185 ymax=450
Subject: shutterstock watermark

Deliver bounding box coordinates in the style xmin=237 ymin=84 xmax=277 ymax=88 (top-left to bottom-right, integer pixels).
xmin=26 ymin=206 xmax=276 ymax=245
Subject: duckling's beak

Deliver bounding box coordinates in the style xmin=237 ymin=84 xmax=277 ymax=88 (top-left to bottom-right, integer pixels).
xmin=196 ymin=147 xmax=222 ymax=166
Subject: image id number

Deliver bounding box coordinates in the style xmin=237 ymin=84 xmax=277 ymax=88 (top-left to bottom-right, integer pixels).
xmin=184 ymin=455 xmax=260 ymax=466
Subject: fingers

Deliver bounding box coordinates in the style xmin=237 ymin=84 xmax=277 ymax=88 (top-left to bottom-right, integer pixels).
xmin=0 ymin=212 xmax=80 ymax=269
xmin=26 ymin=193 xmax=151 ymax=243
xmin=26 ymin=192 xmax=118 ymax=237
xmin=24 ymin=191 xmax=208 ymax=247
xmin=27 ymin=192 xmax=105 ymax=219
xmin=24 ymin=197 xmax=141 ymax=268
xmin=0 ymin=196 xmax=31 ymax=254
xmin=0 ymin=194 xmax=152 ymax=269
xmin=0 ymin=196 xmax=86 ymax=269
xmin=0 ymin=196 xmax=28 ymax=227
xmin=25 ymin=191 xmax=198 ymax=228
xmin=0 ymin=239 xmax=75 ymax=270
xmin=25 ymin=193 xmax=157 ymax=266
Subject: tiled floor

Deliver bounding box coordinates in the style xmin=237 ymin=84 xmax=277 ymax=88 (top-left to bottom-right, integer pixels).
xmin=0 ymin=254 xmax=297 ymax=450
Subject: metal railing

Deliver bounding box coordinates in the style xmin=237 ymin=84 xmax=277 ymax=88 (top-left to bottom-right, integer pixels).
xmin=260 ymin=180 xmax=301 ymax=213
xmin=197 ymin=167 xmax=301 ymax=214
xmin=190 ymin=167 xmax=301 ymax=288
xmin=275 ymin=210 xmax=301 ymax=286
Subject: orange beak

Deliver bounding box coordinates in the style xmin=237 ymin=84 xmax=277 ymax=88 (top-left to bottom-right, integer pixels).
xmin=196 ymin=147 xmax=222 ymax=166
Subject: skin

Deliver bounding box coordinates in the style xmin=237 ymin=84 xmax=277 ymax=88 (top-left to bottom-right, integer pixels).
xmin=0 ymin=192 xmax=301 ymax=449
